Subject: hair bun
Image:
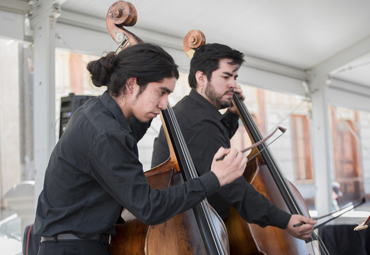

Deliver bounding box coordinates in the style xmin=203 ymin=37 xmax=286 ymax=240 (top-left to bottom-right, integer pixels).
xmin=87 ymin=52 xmax=116 ymax=87
xmin=100 ymin=52 xmax=116 ymax=74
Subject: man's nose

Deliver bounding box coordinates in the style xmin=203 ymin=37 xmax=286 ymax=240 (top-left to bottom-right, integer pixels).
xmin=228 ymin=80 xmax=237 ymax=89
xmin=158 ymin=95 xmax=168 ymax=110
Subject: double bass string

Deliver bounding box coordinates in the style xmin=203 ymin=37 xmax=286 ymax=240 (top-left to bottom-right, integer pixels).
xmin=169 ymin=104 xmax=228 ymax=254
xmin=167 ymin=104 xmax=225 ymax=252
xmin=235 ymin=93 xmax=304 ymax=214
xmin=165 ymin=103 xmax=198 ymax=179
xmin=165 ymin=103 xmax=227 ymax=255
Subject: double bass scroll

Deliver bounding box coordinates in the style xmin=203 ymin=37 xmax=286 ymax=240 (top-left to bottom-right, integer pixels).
xmin=106 ymin=1 xmax=143 ymax=51
xmin=183 ymin=30 xmax=206 ymax=59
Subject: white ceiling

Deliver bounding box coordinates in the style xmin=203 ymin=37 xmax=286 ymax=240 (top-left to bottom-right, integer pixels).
xmin=59 ymin=0 xmax=370 ymax=87
xmin=2 ymin=0 xmax=370 ymax=88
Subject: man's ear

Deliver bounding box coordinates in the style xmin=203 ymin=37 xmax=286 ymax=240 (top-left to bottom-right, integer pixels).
xmin=195 ymin=71 xmax=206 ymax=86
xmin=126 ymin=77 xmax=137 ymax=92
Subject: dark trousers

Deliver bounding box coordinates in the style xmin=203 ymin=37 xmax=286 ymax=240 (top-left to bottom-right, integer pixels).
xmin=23 ymin=224 xmax=41 ymax=255
xmin=37 ymin=240 xmax=112 ymax=255
xmin=319 ymin=224 xmax=370 ymax=255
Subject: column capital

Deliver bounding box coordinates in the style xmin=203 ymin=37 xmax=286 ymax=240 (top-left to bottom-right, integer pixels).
xmin=29 ymin=1 xmax=64 ymax=29
xmin=307 ymin=73 xmax=332 ymax=96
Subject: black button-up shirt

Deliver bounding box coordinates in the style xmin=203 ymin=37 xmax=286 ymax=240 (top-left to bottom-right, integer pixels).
xmin=152 ymin=89 xmax=291 ymax=229
xmin=34 ymin=91 xmax=220 ymax=238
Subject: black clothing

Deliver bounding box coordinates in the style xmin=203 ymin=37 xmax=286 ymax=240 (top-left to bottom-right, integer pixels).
xmin=152 ymin=89 xmax=291 ymax=229
xmin=319 ymin=224 xmax=370 ymax=255
xmin=34 ymin=91 xmax=220 ymax=239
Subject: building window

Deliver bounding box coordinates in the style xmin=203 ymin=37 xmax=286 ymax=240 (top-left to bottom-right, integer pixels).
xmin=330 ymin=107 xmax=362 ymax=179
xmin=230 ymin=114 xmax=259 ymax=151
xmin=291 ymin=115 xmax=313 ymax=181
xmin=330 ymin=107 xmax=363 ymax=203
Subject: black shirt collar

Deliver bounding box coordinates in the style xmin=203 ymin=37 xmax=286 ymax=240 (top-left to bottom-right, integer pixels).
xmin=100 ymin=90 xmax=132 ymax=134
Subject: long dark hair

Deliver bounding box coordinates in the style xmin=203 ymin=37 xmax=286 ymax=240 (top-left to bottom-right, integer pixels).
xmin=188 ymin=43 xmax=244 ymax=89
xmin=87 ymin=43 xmax=179 ymax=97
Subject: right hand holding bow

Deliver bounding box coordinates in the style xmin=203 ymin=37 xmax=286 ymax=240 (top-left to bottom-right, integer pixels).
xmin=211 ymin=147 xmax=247 ymax=187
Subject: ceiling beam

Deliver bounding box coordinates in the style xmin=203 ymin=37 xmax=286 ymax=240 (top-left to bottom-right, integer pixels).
xmin=0 ymin=9 xmax=25 ymax=41
xmin=243 ymin=55 xmax=307 ymax=81
xmin=310 ymin=34 xmax=370 ymax=78
xmin=56 ymin=10 xmax=108 ymax=33
xmin=29 ymin=0 xmax=66 ymax=24
xmin=0 ymin=0 xmax=30 ymax=14
xmin=330 ymin=78 xmax=370 ymax=98
xmin=327 ymin=78 xmax=370 ymax=112
xmin=57 ymin=10 xmax=184 ymax=50
xmin=328 ymin=87 xmax=370 ymax=112
xmin=238 ymin=65 xmax=306 ymax=97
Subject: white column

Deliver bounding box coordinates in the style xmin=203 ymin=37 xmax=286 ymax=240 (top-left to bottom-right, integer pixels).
xmin=309 ymin=75 xmax=334 ymax=220
xmin=30 ymin=3 xmax=61 ymax=206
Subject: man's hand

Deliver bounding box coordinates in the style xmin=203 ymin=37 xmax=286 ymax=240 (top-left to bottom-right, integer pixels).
xmin=228 ymin=84 xmax=245 ymax=114
xmin=286 ymin=214 xmax=317 ymax=240
xmin=211 ymin=147 xmax=247 ymax=187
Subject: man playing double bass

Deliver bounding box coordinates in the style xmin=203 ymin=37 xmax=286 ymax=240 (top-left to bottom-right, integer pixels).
xmin=34 ymin=43 xmax=247 ymax=255
xmin=151 ymin=43 xmax=316 ymax=242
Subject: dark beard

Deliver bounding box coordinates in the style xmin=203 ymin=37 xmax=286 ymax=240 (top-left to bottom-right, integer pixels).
xmin=205 ymin=82 xmax=233 ymax=109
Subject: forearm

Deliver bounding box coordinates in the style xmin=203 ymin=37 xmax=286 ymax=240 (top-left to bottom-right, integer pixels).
xmin=219 ymin=178 xmax=291 ymax=229
xmin=118 ymin=171 xmax=220 ymax=225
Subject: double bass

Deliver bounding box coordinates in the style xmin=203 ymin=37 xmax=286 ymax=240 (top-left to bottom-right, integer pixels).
xmin=106 ymin=2 xmax=230 ymax=254
xmin=183 ymin=30 xmax=330 ymax=255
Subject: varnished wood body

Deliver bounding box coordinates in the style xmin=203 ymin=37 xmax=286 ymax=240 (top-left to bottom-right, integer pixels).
xmin=110 ymin=159 xmax=206 ymax=255
xmin=225 ymin=162 xmax=312 ymax=255
xmin=110 ymin=152 xmax=230 ymax=255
